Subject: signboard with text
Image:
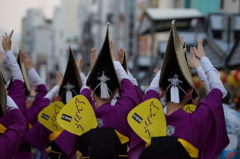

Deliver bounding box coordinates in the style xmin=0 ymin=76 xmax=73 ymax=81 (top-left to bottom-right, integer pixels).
xmin=38 ymin=101 xmax=65 ymax=132
xmin=57 ymin=95 xmax=98 ymax=135
xmin=127 ymin=98 xmax=166 ymax=144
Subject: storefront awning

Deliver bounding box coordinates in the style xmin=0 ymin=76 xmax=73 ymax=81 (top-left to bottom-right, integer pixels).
xmin=138 ymin=8 xmax=204 ymax=35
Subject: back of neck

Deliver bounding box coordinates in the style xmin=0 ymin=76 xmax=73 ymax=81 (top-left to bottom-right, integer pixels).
xmin=166 ymin=102 xmax=185 ymax=115
xmin=93 ymin=94 xmax=112 ymax=108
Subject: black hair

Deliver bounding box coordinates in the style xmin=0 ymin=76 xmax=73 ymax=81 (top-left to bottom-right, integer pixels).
xmin=89 ymin=67 xmax=119 ymax=98
xmin=222 ymin=90 xmax=231 ymax=104
xmin=160 ymin=68 xmax=192 ymax=103
xmin=186 ymin=89 xmax=198 ymax=104
xmin=87 ymin=28 xmax=119 ymax=99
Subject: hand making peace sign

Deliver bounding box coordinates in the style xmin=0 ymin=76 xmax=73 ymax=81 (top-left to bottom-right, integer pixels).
xmin=2 ymin=30 xmax=14 ymax=52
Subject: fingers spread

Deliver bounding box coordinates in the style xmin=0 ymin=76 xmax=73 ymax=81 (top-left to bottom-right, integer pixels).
xmin=56 ymin=71 xmax=62 ymax=78
xmin=79 ymin=57 xmax=83 ymax=66
xmin=4 ymin=32 xmax=8 ymax=38
xmin=9 ymin=30 xmax=14 ymax=39
xmin=190 ymin=47 xmax=194 ymax=59
xmin=192 ymin=47 xmax=198 ymax=56
xmin=153 ymin=68 xmax=159 ymax=74
xmin=197 ymin=38 xmax=203 ymax=49
xmin=91 ymin=48 xmax=95 ymax=54
xmin=117 ymin=48 xmax=124 ymax=64
xmin=22 ymin=51 xmax=26 ymax=56
xmin=110 ymin=40 xmax=116 ymax=61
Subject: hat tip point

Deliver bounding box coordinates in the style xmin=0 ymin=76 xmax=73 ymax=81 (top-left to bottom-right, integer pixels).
xmin=172 ymin=20 xmax=175 ymax=25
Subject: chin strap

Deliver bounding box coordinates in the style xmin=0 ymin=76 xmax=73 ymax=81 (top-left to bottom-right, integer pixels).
xmin=111 ymin=92 xmax=120 ymax=106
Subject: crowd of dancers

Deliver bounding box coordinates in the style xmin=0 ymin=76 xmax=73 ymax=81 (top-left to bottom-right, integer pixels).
xmin=0 ymin=21 xmax=234 ymax=159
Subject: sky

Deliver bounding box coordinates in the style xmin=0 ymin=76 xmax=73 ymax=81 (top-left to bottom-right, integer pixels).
xmin=0 ymin=0 xmax=61 ymax=38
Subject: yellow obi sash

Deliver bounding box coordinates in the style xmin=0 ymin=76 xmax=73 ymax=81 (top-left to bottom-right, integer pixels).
xmin=0 ymin=124 xmax=6 ymax=133
xmin=46 ymin=131 xmax=63 ymax=154
xmin=115 ymin=130 xmax=129 ymax=144
xmin=49 ymin=131 xmax=63 ymax=142
xmin=28 ymin=124 xmax=32 ymax=129
xmin=178 ymin=138 xmax=199 ymax=158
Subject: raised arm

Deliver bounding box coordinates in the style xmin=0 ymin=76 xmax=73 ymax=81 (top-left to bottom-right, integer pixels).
xmin=80 ymin=48 xmax=96 ymax=104
xmin=110 ymin=41 xmax=138 ymax=111
xmin=189 ymin=46 xmax=211 ymax=94
xmin=2 ymin=30 xmax=23 ymax=82
xmin=119 ymin=48 xmax=143 ymax=104
xmin=45 ymin=71 xmax=62 ymax=101
xmin=24 ymin=72 xmax=61 ymax=157
xmin=23 ymin=51 xmax=47 ymax=103
xmin=192 ymin=39 xmax=227 ymax=98
xmin=26 ymin=72 xmax=62 ymax=125
xmin=144 ymin=70 xmax=161 ymax=101
xmin=76 ymin=56 xmax=86 ymax=85
xmin=2 ymin=30 xmax=26 ymax=115
xmin=23 ymin=52 xmax=48 ymax=124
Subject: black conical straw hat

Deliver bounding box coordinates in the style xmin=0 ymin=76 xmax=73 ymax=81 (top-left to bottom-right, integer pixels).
xmin=159 ymin=20 xmax=195 ymax=91
xmin=86 ymin=23 xmax=120 ymax=98
xmin=0 ymin=70 xmax=6 ymax=117
xmin=58 ymin=46 xmax=82 ymax=104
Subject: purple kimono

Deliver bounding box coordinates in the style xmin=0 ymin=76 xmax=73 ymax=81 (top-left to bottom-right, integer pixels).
xmin=25 ymin=98 xmax=51 ymax=158
xmin=8 ymin=80 xmax=26 ymax=117
xmin=7 ymin=80 xmax=32 ymax=159
xmin=55 ymin=130 xmax=78 ymax=159
xmin=26 ymin=84 xmax=48 ymax=125
xmin=56 ymin=79 xmax=139 ymax=158
xmin=139 ymin=88 xmax=229 ymax=159
xmin=54 ymin=88 xmax=96 ymax=159
xmin=93 ymin=79 xmax=138 ymax=135
xmin=134 ymin=85 xmax=143 ymax=104
xmin=9 ymin=80 xmax=47 ymax=159
xmin=0 ymin=109 xmax=26 ymax=159
xmin=20 ymin=84 xmax=47 ymax=159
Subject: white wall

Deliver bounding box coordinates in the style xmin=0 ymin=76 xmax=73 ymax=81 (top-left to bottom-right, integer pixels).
xmin=31 ymin=25 xmax=51 ymax=66
xmin=221 ymin=0 xmax=240 ymax=13
xmin=54 ymin=0 xmax=80 ymax=74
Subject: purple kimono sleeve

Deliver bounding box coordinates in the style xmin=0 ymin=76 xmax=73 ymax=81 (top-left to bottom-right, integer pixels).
xmin=24 ymin=98 xmax=51 ymax=157
xmin=16 ymin=151 xmax=33 ymax=159
xmin=25 ymin=121 xmax=51 ymax=158
xmin=80 ymin=88 xmax=95 ymax=109
xmin=0 ymin=110 xmax=11 ymax=128
xmin=8 ymin=80 xmax=26 ymax=115
xmin=195 ymin=89 xmax=229 ymax=159
xmin=134 ymin=85 xmax=143 ymax=104
xmin=128 ymin=130 xmax=145 ymax=159
xmin=55 ymin=130 xmax=78 ymax=159
xmin=30 ymin=84 xmax=48 ymax=107
xmin=105 ymin=79 xmax=138 ymax=137
xmin=0 ymin=109 xmax=27 ymax=159
xmin=114 ymin=79 xmax=139 ymax=113
xmin=143 ymin=90 xmax=160 ymax=101
xmin=26 ymin=85 xmax=48 ymax=125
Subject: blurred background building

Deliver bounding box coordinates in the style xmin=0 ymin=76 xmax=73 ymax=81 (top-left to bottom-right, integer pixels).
xmin=0 ymin=0 xmax=239 ymax=109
